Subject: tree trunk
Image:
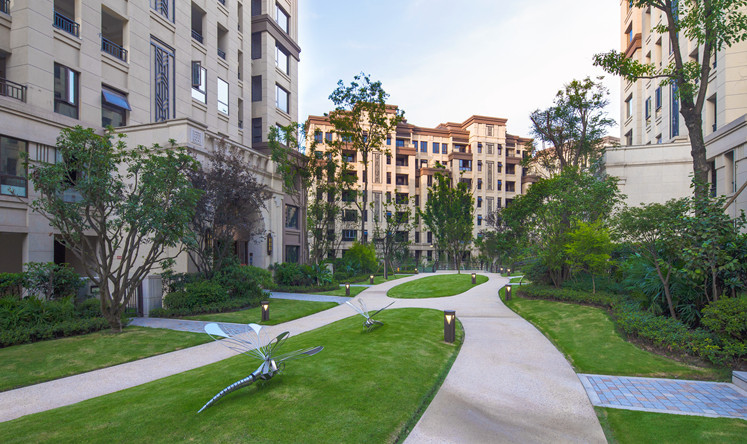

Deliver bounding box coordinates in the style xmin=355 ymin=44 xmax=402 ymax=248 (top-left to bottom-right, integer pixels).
xmin=711 ymin=265 xmax=719 ymax=302
xmin=681 ymin=107 xmax=709 ymax=198
xmin=592 ymin=273 xmax=596 ymax=294
xmin=653 ymin=262 xmax=677 ymax=320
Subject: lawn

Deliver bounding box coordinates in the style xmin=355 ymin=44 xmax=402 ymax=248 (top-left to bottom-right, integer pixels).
xmin=184 ymin=299 xmax=338 ymax=325
xmin=596 ymin=407 xmax=747 ymax=444
xmin=388 ymin=273 xmax=488 ymax=299
xmin=0 ymin=327 xmax=209 ymax=392
xmin=502 ymin=292 xmax=728 ymax=380
xmin=0 ymin=308 xmax=463 ymax=443
xmin=317 ymin=285 xmax=367 ymax=297
xmin=347 ymin=274 xmax=413 ymax=285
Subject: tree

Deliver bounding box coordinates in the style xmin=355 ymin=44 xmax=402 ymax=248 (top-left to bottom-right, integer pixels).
xmin=371 ymin=193 xmax=413 ymax=279
xmin=420 ymin=171 xmax=474 ymax=273
xmin=564 ymin=219 xmax=614 ymax=293
xmin=594 ymin=0 xmax=747 ymax=197
xmin=527 ymin=77 xmax=614 ymax=175
xmin=327 ymin=73 xmax=404 ymax=242
xmin=503 ymin=168 xmax=621 ymax=287
xmin=615 ymin=199 xmax=689 ymax=318
xmin=476 ymin=208 xmax=521 ymax=272
xmin=187 ymin=145 xmax=271 ymax=278
xmin=27 ymin=127 xmax=201 ymax=331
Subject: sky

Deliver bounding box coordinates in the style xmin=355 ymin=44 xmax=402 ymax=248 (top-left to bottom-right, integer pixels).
xmin=298 ymin=0 xmax=622 ymax=141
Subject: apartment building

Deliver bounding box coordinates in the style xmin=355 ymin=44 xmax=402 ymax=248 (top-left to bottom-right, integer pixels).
xmin=603 ymin=1 xmax=747 ymax=215
xmin=0 ymin=0 xmax=305 ymax=276
xmin=306 ymin=108 xmax=531 ymax=263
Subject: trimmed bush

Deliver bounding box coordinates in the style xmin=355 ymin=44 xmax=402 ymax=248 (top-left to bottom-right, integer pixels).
xmin=24 ymin=262 xmax=85 ymax=300
xmin=271 ymin=283 xmax=339 ymax=294
xmin=0 ymin=273 xmax=24 ymax=299
xmin=701 ymin=297 xmax=747 ymax=341
xmin=163 ymin=280 xmax=229 ymax=311
xmin=273 ymin=262 xmax=313 ymax=287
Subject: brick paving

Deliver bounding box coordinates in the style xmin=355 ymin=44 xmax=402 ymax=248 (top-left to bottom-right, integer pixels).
xmin=578 ymin=374 xmax=747 ymax=419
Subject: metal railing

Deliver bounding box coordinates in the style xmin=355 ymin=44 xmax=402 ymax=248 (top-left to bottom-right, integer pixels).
xmin=217 ymin=48 xmax=226 ymax=59
xmin=101 ymin=37 xmax=127 ymax=62
xmin=0 ymin=78 xmax=27 ymax=102
xmin=191 ymin=29 xmax=203 ymax=44
xmin=53 ymin=11 xmax=80 ymax=37
xmin=0 ymin=0 xmax=9 ymax=14
xmin=0 ymin=174 xmax=28 ymax=197
xmin=218 ymin=0 xmax=226 ymax=5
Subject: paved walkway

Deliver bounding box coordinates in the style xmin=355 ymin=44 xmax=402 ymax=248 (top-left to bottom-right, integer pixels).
xmin=579 ymin=374 xmax=747 ymax=420
xmin=270 ymin=291 xmax=350 ymax=304
xmin=129 ymin=317 xmax=245 ymax=333
xmin=0 ymin=272 xmax=610 ymax=443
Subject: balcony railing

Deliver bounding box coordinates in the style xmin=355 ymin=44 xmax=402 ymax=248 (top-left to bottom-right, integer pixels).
xmin=101 ymin=37 xmax=127 ymax=62
xmin=0 ymin=174 xmax=28 ymax=198
xmin=1 ymin=0 xmax=9 ymax=14
xmin=217 ymin=48 xmax=226 ymax=59
xmin=218 ymin=0 xmax=226 ymax=5
xmin=191 ymin=29 xmax=203 ymax=44
xmin=53 ymin=11 xmax=80 ymax=37
xmin=0 ymin=78 xmax=27 ymax=102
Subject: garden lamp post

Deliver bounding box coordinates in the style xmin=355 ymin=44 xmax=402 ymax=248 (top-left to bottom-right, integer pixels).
xmin=261 ymin=301 xmax=270 ymax=321
xmin=471 ymin=272 xmax=476 ymax=284
xmin=370 ymin=275 xmax=375 ymax=284
xmin=444 ymin=310 xmax=456 ymax=343
xmin=345 ymin=283 xmax=350 ymax=296
xmin=505 ymin=286 xmax=512 ymax=301
xmin=415 ymin=268 xmax=418 ymax=274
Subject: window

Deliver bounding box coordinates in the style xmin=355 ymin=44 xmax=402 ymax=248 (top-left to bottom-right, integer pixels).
xmin=314 ymin=131 xmax=323 ymax=143
xmin=433 ymin=142 xmax=439 ymax=153
xmin=386 ymin=172 xmax=391 ymax=184
xmin=251 ymin=0 xmax=261 ymax=15
xmin=251 ymin=75 xmax=262 ymax=102
xmin=252 ymin=117 xmax=262 ymax=143
xmin=420 ymin=141 xmax=427 ymax=153
xmin=251 ymin=32 xmax=261 ymax=59
xmin=275 ymin=124 xmax=287 ymax=145
xmin=386 ymin=136 xmax=391 ymax=145
xmin=0 ymin=135 xmax=27 ymax=197
xmin=496 ymin=162 xmax=502 ymax=173
xmin=506 ymin=181 xmax=515 ymax=192
xmin=427 ymin=231 xmax=432 ymax=244
xmin=487 ymin=124 xmax=493 ymax=136
xmin=477 ymin=197 xmax=482 ymax=208
xmin=285 ymin=204 xmax=299 ymax=229
xmin=487 ymin=161 xmax=493 ymax=190
xmin=655 ymin=87 xmax=662 ymax=110
xmin=217 ymin=78 xmax=229 ymax=114
xmin=101 ymin=86 xmax=130 ymax=127
xmin=415 ymin=195 xmax=420 ymax=206
xmin=477 ymin=161 xmax=482 ymax=172
xmin=395 ymin=231 xmax=408 ymax=242
xmin=625 ymin=130 xmax=633 ymax=145
xmin=496 ymin=180 xmax=502 ymax=191
xmin=386 ymin=155 xmax=391 ymax=165
xmin=342 ymin=230 xmax=357 ymax=241
xmin=275 ymin=3 xmax=289 ymax=33
xmin=477 ymin=179 xmax=482 ymax=190
xmin=671 ymin=84 xmax=679 ymax=137
xmin=441 ymin=143 xmax=448 ymax=154
xmin=275 ymin=84 xmax=289 ymax=113
xmin=342 ymin=209 xmax=357 ymax=222
xmin=54 ymin=63 xmax=78 ymax=119
xmin=656 ymin=133 xmax=662 ymax=144
xmin=275 ymin=44 xmax=289 ymax=74
xmin=625 ymin=95 xmax=632 ymax=118
xmin=150 ymin=38 xmax=175 ymax=122
xmin=477 ymin=215 xmax=482 ymax=226
xmin=342 ymin=190 xmax=356 ymax=202
xmin=395 ymin=138 xmax=405 ymax=148
xmin=285 ymin=245 xmax=299 ymax=263
xmin=325 ymin=132 xmax=333 ymax=143
xmin=644 ymin=97 xmax=651 ymax=120
xmin=191 ymin=61 xmax=207 ymax=103
xmin=415 ymin=231 xmax=420 ymax=243
xmin=459 ymin=159 xmax=471 ymax=171
xmin=506 ymin=164 xmax=515 ymax=175
xmin=477 ymin=143 xmax=482 ymax=154
xmin=151 ymin=0 xmax=174 ymax=22
xmin=395 ymin=175 xmax=408 ymax=186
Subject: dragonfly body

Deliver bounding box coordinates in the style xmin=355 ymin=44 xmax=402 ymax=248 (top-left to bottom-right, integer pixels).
xmin=346 ymin=300 xmax=395 ymax=331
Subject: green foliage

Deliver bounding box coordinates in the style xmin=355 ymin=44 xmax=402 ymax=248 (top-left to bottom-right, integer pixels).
xmin=0 ymin=297 xmax=108 ymax=347
xmin=163 ymin=281 xmax=229 ymax=311
xmin=23 ymin=262 xmax=85 ymax=300
xmin=272 ymin=262 xmax=311 ymax=287
xmin=343 ymin=241 xmax=377 ymax=273
xmin=420 ymin=172 xmax=474 ymax=272
xmin=0 ymin=273 xmax=24 ymax=299
xmin=564 ymin=220 xmax=614 ymax=293
xmin=26 ymin=126 xmax=201 ymax=331
xmin=701 ymin=297 xmax=747 ymax=341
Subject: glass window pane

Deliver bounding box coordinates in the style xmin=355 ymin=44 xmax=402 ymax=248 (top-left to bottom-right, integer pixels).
xmin=217 ymin=78 xmax=229 ymax=114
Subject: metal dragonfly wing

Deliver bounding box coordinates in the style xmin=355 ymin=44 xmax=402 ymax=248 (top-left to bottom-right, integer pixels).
xmin=198 ymin=322 xmax=323 ymax=413
xmin=345 ymin=299 xmax=395 ymax=331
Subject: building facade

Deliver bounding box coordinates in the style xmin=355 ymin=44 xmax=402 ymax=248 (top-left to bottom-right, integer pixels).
xmin=306 ymin=108 xmax=531 ymax=263
xmin=603 ymin=1 xmax=747 ymax=215
xmin=0 ymin=0 xmax=305 ymax=274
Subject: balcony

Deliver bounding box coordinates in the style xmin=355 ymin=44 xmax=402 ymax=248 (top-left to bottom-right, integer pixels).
xmin=0 ymin=78 xmax=27 ymax=102
xmin=101 ymin=38 xmax=127 ymax=62
xmin=217 ymin=48 xmax=226 ymax=59
xmin=53 ymin=12 xmax=79 ymax=37
xmin=191 ymin=29 xmax=203 ymax=43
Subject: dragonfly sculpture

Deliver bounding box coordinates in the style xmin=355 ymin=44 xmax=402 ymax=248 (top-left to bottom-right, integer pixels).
xmin=345 ymin=299 xmax=395 ymax=331
xmin=198 ymin=322 xmax=323 ymax=413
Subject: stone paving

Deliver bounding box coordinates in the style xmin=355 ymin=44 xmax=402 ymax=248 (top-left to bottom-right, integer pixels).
xmin=579 ymin=374 xmax=747 ymax=419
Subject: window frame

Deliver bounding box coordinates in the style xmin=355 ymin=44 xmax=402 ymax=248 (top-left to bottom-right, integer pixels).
xmin=275 ymin=3 xmax=289 ymax=33
xmin=275 ymin=84 xmax=289 ymax=113
xmin=54 ymin=63 xmax=79 ymax=119
xmin=217 ymin=77 xmax=229 ymax=115
xmin=191 ymin=61 xmax=207 ymax=104
xmin=0 ymin=135 xmax=28 ymax=197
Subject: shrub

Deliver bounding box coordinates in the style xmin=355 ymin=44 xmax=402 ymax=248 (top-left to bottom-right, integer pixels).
xmin=0 ymin=273 xmax=24 ymax=299
xmin=343 ymin=242 xmax=377 ymax=273
xmin=163 ymin=280 xmax=228 ymax=311
xmin=701 ymin=297 xmax=747 ymax=341
xmin=24 ymin=262 xmax=85 ymax=300
xmin=273 ymin=262 xmax=313 ymax=286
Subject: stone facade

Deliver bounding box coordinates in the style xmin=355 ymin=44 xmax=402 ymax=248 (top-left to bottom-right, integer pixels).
xmin=0 ymin=0 xmax=304 ymax=275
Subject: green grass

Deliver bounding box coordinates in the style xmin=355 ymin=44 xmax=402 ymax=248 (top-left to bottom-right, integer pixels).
xmin=0 ymin=327 xmax=210 ymax=392
xmin=184 ymin=299 xmax=338 ymax=325
xmin=596 ymin=407 xmax=747 ymax=444
xmin=318 ymin=285 xmax=367 ymax=297
xmin=388 ymin=274 xmax=488 ymax=299
xmin=348 ymin=274 xmax=413 ymax=285
xmin=0 ymin=308 xmax=463 ymax=443
xmin=503 ymin=292 xmax=728 ymax=380
xmin=509 ymin=277 xmax=526 ymax=284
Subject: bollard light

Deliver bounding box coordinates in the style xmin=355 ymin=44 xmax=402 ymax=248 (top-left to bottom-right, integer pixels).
xmin=505 ymin=285 xmax=512 ymax=301
xmin=370 ymin=275 xmax=375 ymax=284
xmin=444 ymin=310 xmax=456 ymax=343
xmin=471 ymin=272 xmax=476 ymax=284
xmin=507 ymin=267 xmax=511 ymax=275
xmin=345 ymin=283 xmax=350 ymax=296
xmin=415 ymin=268 xmax=418 ymax=274
xmin=397 ymin=267 xmax=400 ymax=272
xmin=261 ymin=301 xmax=270 ymax=321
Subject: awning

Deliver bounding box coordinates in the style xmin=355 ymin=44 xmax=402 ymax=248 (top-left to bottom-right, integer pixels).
xmin=102 ymin=88 xmax=131 ymax=111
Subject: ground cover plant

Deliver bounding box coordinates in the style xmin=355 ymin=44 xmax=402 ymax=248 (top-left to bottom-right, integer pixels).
xmin=184 ymin=299 xmax=337 ymax=325
xmin=595 ymin=407 xmax=747 ymax=444
xmin=388 ymin=274 xmax=488 ymax=299
xmin=0 ymin=308 xmax=463 ymax=443
xmin=502 ymin=289 xmax=728 ymax=380
xmin=0 ymin=327 xmax=209 ymax=392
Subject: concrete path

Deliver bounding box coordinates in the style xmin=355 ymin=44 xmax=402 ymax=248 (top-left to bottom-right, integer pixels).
xmin=269 ymin=291 xmax=350 ymax=304
xmin=579 ymin=374 xmax=747 ymax=420
xmin=0 ymin=272 xmax=606 ymax=443
xmin=129 ymin=317 xmax=247 ymax=334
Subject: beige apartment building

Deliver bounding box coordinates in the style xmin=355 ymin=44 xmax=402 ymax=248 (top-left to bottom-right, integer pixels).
xmin=307 ymin=108 xmax=531 ymax=263
xmin=0 ymin=0 xmax=305 ymax=282
xmin=603 ymin=1 xmax=747 ymax=217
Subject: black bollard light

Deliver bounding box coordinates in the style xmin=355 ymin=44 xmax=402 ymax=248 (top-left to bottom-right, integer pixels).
xmin=444 ymin=310 xmax=456 ymax=343
xmin=505 ymin=286 xmax=512 ymax=301
xmin=369 ymin=275 xmax=375 ymax=284
xmin=507 ymin=267 xmax=511 ymax=276
xmin=471 ymin=272 xmax=476 ymax=284
xmin=415 ymin=268 xmax=418 ymax=274
xmin=345 ymin=283 xmax=350 ymax=296
xmin=261 ymin=301 xmax=270 ymax=321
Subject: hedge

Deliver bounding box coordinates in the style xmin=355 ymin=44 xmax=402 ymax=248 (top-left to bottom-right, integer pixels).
xmin=515 ymin=284 xmax=745 ymax=367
